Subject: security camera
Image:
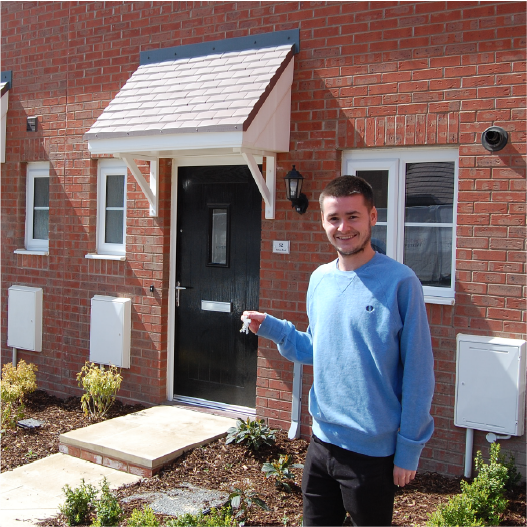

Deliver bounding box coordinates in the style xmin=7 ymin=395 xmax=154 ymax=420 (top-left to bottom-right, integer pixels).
xmin=481 ymin=126 xmax=508 ymax=152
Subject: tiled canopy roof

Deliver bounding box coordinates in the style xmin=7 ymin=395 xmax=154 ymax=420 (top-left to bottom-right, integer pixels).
xmin=85 ymin=44 xmax=294 ymax=139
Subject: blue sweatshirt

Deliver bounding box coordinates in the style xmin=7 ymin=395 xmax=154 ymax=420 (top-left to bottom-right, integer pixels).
xmin=257 ymin=252 xmax=434 ymax=471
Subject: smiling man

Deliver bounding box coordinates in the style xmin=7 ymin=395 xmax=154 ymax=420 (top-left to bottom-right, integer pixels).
xmin=243 ymin=176 xmax=435 ymax=527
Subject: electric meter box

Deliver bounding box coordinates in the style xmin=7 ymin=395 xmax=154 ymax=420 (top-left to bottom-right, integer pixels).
xmin=90 ymin=295 xmax=131 ymax=368
xmin=7 ymin=285 xmax=43 ymax=352
xmin=455 ymin=334 xmax=526 ymax=436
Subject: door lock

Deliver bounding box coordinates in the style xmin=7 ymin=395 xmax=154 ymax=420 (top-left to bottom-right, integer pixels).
xmin=175 ymin=281 xmax=187 ymax=307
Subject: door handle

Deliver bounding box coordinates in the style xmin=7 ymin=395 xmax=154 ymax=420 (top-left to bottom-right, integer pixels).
xmin=175 ymin=281 xmax=187 ymax=307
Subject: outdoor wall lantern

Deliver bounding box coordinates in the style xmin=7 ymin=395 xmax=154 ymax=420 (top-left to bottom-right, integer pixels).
xmin=482 ymin=126 xmax=508 ymax=152
xmin=284 ymin=165 xmax=308 ymax=214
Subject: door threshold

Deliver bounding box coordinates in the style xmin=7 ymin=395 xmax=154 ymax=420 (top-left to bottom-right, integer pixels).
xmin=168 ymin=395 xmax=256 ymax=420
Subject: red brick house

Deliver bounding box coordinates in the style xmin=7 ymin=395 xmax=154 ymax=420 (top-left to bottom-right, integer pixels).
xmin=1 ymin=1 xmax=526 ymax=479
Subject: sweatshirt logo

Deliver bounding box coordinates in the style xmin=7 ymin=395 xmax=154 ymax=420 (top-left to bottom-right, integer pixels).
xmin=365 ymin=305 xmax=374 ymax=312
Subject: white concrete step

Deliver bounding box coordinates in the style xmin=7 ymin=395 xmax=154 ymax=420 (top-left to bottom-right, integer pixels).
xmin=59 ymin=406 xmax=237 ymax=477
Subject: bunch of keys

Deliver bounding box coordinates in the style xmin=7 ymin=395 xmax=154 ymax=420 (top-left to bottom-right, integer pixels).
xmin=240 ymin=315 xmax=251 ymax=334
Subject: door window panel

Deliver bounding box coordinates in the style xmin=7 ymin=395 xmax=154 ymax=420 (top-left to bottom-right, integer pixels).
xmin=208 ymin=207 xmax=229 ymax=266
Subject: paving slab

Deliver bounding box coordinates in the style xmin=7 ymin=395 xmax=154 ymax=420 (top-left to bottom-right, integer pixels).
xmin=0 ymin=453 xmax=141 ymax=527
xmin=59 ymin=406 xmax=237 ymax=475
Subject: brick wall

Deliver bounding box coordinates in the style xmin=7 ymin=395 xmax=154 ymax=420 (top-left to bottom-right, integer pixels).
xmin=1 ymin=1 xmax=526 ymax=478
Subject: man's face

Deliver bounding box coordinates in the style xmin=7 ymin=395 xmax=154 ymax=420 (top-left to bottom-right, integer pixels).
xmin=321 ymin=194 xmax=377 ymax=258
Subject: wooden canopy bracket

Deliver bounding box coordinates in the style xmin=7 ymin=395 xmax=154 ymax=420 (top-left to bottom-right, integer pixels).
xmin=120 ymin=154 xmax=159 ymax=217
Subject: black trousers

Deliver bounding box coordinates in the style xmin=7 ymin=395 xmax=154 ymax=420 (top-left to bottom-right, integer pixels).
xmin=301 ymin=436 xmax=396 ymax=527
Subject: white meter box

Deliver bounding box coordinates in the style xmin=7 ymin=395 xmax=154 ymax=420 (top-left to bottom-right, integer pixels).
xmin=7 ymin=285 xmax=43 ymax=352
xmin=90 ymin=295 xmax=131 ymax=368
xmin=455 ymin=334 xmax=526 ymax=436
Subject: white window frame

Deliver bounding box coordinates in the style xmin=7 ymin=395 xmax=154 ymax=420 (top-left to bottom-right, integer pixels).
xmin=25 ymin=161 xmax=50 ymax=252
xmin=342 ymin=147 xmax=458 ymax=305
xmin=97 ymin=159 xmax=127 ymax=257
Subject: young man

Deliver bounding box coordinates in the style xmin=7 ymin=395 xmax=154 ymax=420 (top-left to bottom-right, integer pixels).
xmin=243 ymin=176 xmax=435 ymax=526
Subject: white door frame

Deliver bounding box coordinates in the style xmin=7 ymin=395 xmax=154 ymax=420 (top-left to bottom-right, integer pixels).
xmin=165 ymin=155 xmax=261 ymax=404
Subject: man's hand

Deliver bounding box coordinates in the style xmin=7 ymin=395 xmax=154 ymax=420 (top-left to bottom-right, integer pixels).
xmin=393 ymin=465 xmax=416 ymax=487
xmin=241 ymin=311 xmax=266 ymax=334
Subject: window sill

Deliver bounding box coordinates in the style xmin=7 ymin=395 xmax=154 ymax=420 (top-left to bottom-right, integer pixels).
xmin=424 ymin=295 xmax=455 ymax=306
xmin=85 ymin=253 xmax=126 ymax=261
xmin=14 ymin=249 xmax=49 ymax=256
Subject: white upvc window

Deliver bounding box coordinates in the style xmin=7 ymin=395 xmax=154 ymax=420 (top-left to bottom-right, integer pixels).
xmin=25 ymin=162 xmax=50 ymax=252
xmin=342 ymin=147 xmax=458 ymax=305
xmin=97 ymin=159 xmax=127 ymax=256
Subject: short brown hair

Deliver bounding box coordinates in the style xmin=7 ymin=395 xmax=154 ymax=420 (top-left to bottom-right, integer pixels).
xmin=319 ymin=176 xmax=375 ymax=211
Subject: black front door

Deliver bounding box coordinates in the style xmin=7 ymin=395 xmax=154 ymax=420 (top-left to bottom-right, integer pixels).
xmin=174 ymin=165 xmax=261 ymax=408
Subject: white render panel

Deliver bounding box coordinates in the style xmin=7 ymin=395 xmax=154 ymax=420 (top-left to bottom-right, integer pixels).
xmin=7 ymin=285 xmax=43 ymax=352
xmin=90 ymin=296 xmax=131 ymax=368
xmin=455 ymin=334 xmax=526 ymax=436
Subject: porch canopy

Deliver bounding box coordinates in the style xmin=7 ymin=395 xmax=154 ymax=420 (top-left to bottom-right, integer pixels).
xmin=84 ymin=30 xmax=299 ymax=218
xmin=1 ymin=71 xmax=12 ymax=164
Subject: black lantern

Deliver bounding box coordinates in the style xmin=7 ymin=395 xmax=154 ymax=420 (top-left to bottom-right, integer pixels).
xmin=284 ymin=165 xmax=309 ymax=214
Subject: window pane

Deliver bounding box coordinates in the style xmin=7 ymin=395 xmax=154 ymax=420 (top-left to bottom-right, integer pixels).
xmin=403 ymin=226 xmax=452 ymax=287
xmin=33 ymin=210 xmax=49 ymax=240
xmin=106 ymin=175 xmax=125 ymax=208
xmin=371 ymin=225 xmax=387 ymax=255
xmin=33 ymin=177 xmax=49 ymax=207
xmin=210 ymin=208 xmax=228 ymax=265
xmin=105 ymin=210 xmax=124 ymax=244
xmin=356 ymin=170 xmax=388 ymax=221
xmin=405 ymin=162 xmax=454 ymax=223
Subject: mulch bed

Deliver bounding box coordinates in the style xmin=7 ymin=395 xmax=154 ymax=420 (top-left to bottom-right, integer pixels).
xmin=2 ymin=390 xmax=525 ymax=526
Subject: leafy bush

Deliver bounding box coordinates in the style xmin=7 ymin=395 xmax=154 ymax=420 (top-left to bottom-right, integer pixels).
xmin=59 ymin=479 xmax=97 ymax=526
xmin=227 ymin=486 xmax=269 ymax=524
xmin=0 ymin=360 xmax=38 ymax=429
xmin=165 ymin=507 xmax=233 ymax=526
xmin=76 ymin=361 xmax=122 ymax=419
xmin=225 ymin=418 xmax=276 ymax=451
xmin=127 ymin=505 xmax=160 ymax=527
xmin=92 ymin=477 xmax=122 ymax=526
xmin=427 ymin=443 xmax=515 ymax=526
xmin=262 ymin=454 xmax=304 ymax=492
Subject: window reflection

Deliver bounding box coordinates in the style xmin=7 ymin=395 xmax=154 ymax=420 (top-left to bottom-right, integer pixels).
xmin=210 ymin=208 xmax=228 ymax=266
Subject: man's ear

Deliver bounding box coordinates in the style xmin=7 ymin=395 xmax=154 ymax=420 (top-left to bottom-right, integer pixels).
xmin=370 ymin=206 xmax=378 ymax=226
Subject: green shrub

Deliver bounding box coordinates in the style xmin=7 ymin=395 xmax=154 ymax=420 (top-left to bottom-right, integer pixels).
xmin=92 ymin=477 xmax=122 ymax=526
xmin=0 ymin=360 xmax=38 ymax=429
xmin=262 ymin=454 xmax=304 ymax=492
xmin=59 ymin=479 xmax=97 ymax=526
xmin=77 ymin=361 xmax=123 ymax=419
xmin=226 ymin=486 xmax=269 ymax=524
xmin=225 ymin=418 xmax=276 ymax=451
xmin=427 ymin=443 xmax=515 ymax=526
xmin=165 ymin=506 xmax=233 ymax=526
xmin=127 ymin=505 xmax=160 ymax=527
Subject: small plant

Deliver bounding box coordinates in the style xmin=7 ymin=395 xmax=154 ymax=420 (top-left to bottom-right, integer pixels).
xmin=226 ymin=486 xmax=269 ymax=524
xmin=225 ymin=418 xmax=276 ymax=451
xmin=92 ymin=477 xmax=122 ymax=526
xmin=262 ymin=454 xmax=304 ymax=492
xmin=165 ymin=506 xmax=233 ymax=526
xmin=427 ymin=443 xmax=515 ymax=527
xmin=59 ymin=479 xmax=97 ymax=526
xmin=127 ymin=505 xmax=160 ymax=526
xmin=0 ymin=360 xmax=38 ymax=429
xmin=76 ymin=361 xmax=122 ymax=419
